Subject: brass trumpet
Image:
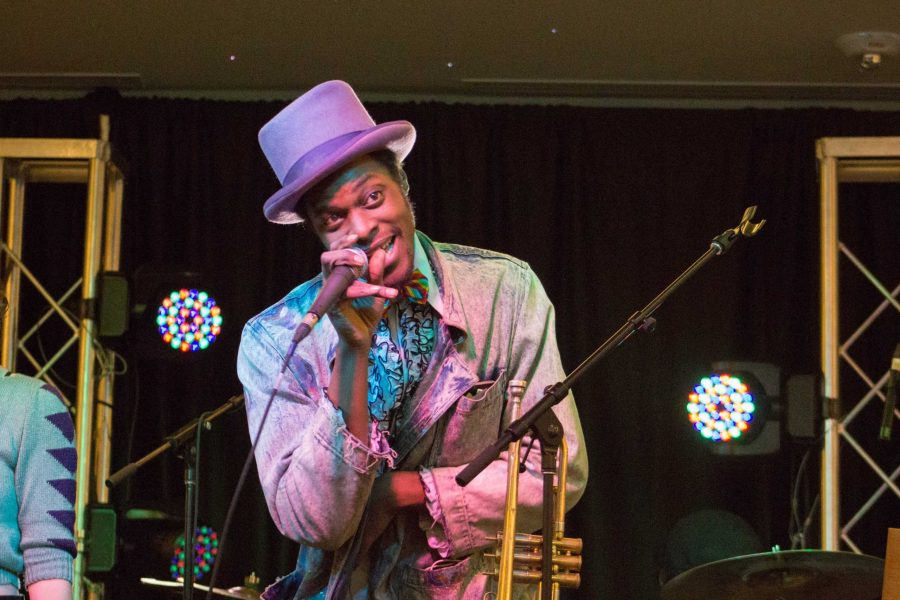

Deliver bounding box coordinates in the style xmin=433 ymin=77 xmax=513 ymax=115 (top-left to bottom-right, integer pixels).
xmin=484 ymin=380 xmax=582 ymax=599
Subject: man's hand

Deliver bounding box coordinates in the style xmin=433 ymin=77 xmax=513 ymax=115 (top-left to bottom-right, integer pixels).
xmin=359 ymin=471 xmax=426 ymax=557
xmin=322 ymin=234 xmax=397 ymax=349
xmin=323 ymin=233 xmax=398 ymax=440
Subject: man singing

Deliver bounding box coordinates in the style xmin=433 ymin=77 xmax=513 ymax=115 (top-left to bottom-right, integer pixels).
xmin=237 ymin=80 xmax=587 ymax=599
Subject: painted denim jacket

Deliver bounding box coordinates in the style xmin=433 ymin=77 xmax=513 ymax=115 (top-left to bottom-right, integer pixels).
xmin=237 ymin=232 xmax=588 ymax=599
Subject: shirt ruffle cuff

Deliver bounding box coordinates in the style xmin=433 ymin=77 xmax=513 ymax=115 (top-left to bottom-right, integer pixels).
xmin=418 ymin=468 xmax=453 ymax=558
xmin=312 ymin=403 xmax=397 ymax=474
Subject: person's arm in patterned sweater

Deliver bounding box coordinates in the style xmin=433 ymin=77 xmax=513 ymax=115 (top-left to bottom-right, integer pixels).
xmin=17 ymin=381 xmax=76 ymax=599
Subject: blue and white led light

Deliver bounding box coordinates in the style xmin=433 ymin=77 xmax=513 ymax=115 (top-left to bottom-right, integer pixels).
xmin=686 ymin=374 xmax=756 ymax=443
xmin=155 ymin=288 xmax=222 ymax=352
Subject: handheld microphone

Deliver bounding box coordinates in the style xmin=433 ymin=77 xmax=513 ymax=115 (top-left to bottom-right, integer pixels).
xmin=291 ymin=247 xmax=369 ymax=344
xmin=879 ymin=343 xmax=899 ymax=441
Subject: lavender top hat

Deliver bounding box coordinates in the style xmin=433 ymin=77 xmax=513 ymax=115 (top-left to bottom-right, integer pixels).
xmin=259 ymin=80 xmax=416 ymax=224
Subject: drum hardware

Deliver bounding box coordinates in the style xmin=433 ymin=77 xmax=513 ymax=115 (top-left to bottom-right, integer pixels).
xmin=660 ymin=549 xmax=884 ymax=600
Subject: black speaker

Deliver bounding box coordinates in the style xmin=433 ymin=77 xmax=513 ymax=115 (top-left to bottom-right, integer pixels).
xmin=786 ymin=374 xmax=821 ymax=441
xmin=97 ymin=272 xmax=130 ymax=337
xmin=86 ymin=503 xmax=117 ymax=572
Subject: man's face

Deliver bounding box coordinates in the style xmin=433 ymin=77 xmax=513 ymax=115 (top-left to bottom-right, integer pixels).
xmin=307 ymin=156 xmax=416 ymax=288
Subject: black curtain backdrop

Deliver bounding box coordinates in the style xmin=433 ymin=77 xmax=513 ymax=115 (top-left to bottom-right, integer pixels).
xmin=0 ymin=90 xmax=897 ymax=599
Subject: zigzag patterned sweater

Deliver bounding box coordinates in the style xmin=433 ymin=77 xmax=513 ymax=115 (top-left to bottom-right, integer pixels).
xmin=0 ymin=368 xmax=76 ymax=591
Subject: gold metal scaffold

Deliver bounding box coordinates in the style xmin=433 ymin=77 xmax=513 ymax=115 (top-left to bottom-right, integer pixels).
xmin=0 ymin=118 xmax=124 ymax=600
xmin=816 ymin=136 xmax=900 ymax=553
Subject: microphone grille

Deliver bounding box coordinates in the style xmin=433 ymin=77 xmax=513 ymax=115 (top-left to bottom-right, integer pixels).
xmin=347 ymin=247 xmax=369 ymax=279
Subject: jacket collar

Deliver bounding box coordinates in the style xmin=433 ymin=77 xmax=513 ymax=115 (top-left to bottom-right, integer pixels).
xmin=415 ymin=231 xmax=466 ymax=339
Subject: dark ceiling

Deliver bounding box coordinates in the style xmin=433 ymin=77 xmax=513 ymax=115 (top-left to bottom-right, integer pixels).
xmin=1 ymin=1 xmax=900 ymax=103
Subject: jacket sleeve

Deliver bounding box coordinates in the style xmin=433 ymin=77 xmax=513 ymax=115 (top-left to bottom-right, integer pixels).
xmin=237 ymin=315 xmax=395 ymax=550
xmin=419 ymin=265 xmax=588 ymax=558
xmin=17 ymin=383 xmax=76 ymax=588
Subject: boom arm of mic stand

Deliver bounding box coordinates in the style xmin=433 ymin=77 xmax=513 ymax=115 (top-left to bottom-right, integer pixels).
xmin=106 ymin=393 xmax=245 ymax=488
xmin=456 ymin=206 xmax=765 ymax=487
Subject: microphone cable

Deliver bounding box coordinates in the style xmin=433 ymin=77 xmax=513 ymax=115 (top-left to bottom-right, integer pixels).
xmin=207 ymin=252 xmax=369 ymax=597
xmin=204 ymin=354 xmax=295 ymax=598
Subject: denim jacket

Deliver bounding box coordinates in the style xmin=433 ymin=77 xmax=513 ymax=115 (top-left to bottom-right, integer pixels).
xmin=237 ymin=232 xmax=588 ymax=599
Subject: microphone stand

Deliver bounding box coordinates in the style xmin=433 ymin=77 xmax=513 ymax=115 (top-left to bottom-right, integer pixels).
xmin=107 ymin=393 xmax=245 ymax=600
xmin=456 ymin=206 xmax=765 ymax=599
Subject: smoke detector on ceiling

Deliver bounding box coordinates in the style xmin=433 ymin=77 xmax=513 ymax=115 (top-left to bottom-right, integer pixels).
xmin=836 ymin=31 xmax=900 ymax=70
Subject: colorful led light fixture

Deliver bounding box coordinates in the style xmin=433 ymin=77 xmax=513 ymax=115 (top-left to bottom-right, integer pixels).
xmin=686 ymin=373 xmax=757 ymax=443
xmin=156 ymin=289 xmax=222 ymax=352
xmin=170 ymin=525 xmax=218 ymax=581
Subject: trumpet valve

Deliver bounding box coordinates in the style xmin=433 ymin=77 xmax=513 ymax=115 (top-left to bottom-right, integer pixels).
xmin=486 ymin=533 xmax=583 ymax=589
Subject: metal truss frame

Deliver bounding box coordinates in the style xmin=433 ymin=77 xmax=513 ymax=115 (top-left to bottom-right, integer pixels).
xmin=817 ymin=136 xmax=900 ymax=552
xmin=0 ymin=129 xmax=123 ymax=599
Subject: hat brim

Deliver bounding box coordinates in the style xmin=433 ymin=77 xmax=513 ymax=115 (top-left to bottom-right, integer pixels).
xmin=263 ymin=120 xmax=415 ymax=224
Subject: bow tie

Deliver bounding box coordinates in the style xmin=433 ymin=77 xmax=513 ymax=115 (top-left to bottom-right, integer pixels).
xmin=388 ymin=268 xmax=429 ymax=307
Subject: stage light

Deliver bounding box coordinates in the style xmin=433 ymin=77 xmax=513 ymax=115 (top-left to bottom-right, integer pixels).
xmin=154 ymin=288 xmax=222 ymax=353
xmin=686 ymin=373 xmax=760 ymax=444
xmin=169 ymin=525 xmax=218 ymax=582
xmin=130 ymin=266 xmax=227 ymax=359
xmin=688 ymin=361 xmax=781 ymax=455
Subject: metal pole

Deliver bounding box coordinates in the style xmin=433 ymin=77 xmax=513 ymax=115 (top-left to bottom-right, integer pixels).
xmin=73 ymin=157 xmax=107 ymax=599
xmin=93 ymin=162 xmax=123 ymax=503
xmin=2 ymin=165 xmax=26 ymax=370
xmin=817 ymin=141 xmax=841 ymax=550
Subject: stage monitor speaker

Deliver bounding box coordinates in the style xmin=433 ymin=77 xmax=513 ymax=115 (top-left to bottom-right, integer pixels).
xmin=97 ymin=272 xmax=130 ymax=337
xmin=86 ymin=503 xmax=117 ymax=572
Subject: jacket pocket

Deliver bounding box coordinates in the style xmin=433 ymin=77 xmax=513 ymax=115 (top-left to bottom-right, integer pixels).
xmin=391 ymin=554 xmax=489 ymax=599
xmin=433 ymin=371 xmax=507 ymax=466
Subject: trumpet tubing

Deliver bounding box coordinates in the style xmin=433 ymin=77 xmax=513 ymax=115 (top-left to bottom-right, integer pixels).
xmin=501 ymin=532 xmax=583 ymax=554
xmin=490 ymin=379 xmax=582 ymax=600
xmin=485 ymin=535 xmax=583 ymax=587
xmin=510 ymin=570 xmax=581 ymax=588
xmin=506 ymin=551 xmax=582 ymax=571
xmin=496 ymin=379 xmax=527 ymax=597
xmin=485 ymin=550 xmax=582 ymax=571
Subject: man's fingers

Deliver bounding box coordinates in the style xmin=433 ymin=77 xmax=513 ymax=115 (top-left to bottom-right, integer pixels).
xmin=367 ymin=247 xmax=385 ymax=285
xmin=320 ymin=242 xmax=386 ymax=302
xmin=328 ymin=233 xmax=358 ymax=251
xmin=345 ymin=282 xmax=398 ymax=300
xmin=321 ymin=247 xmax=366 ymax=276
